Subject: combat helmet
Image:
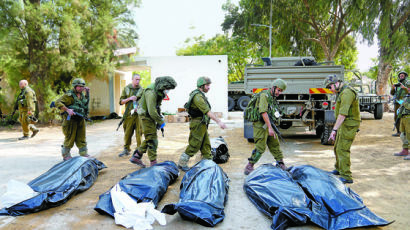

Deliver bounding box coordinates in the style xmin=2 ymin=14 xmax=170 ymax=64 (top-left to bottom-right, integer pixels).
xmin=272 ymin=78 xmax=287 ymax=91
xmin=398 ymin=71 xmax=408 ymax=78
xmin=197 ymin=76 xmax=212 ymax=88
xmin=72 ymin=78 xmax=86 ymax=88
xmin=324 ymin=74 xmax=339 ymax=88
xmin=155 ymin=76 xmax=177 ymax=91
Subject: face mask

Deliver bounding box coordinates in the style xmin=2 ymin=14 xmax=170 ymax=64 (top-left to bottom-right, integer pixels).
xmin=164 ymin=90 xmax=169 ymax=94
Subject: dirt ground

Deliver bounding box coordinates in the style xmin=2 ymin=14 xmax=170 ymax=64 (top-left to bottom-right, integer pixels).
xmin=0 ymin=112 xmax=409 ymax=230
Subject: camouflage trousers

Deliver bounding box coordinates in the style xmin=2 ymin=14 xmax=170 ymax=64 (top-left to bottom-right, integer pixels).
xmin=184 ymin=118 xmax=212 ymax=159
xmin=334 ymin=122 xmax=359 ymax=180
xmin=62 ymin=118 xmax=87 ymax=156
xmin=249 ymin=121 xmax=283 ymax=164
xmin=19 ymin=110 xmax=38 ymax=136
xmin=123 ymin=114 xmax=142 ymax=151
xmin=136 ymin=116 xmax=158 ymax=161
xmin=400 ymin=115 xmax=410 ymax=148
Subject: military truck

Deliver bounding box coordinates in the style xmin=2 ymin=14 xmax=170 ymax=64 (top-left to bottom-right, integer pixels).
xmin=228 ymin=81 xmax=248 ymax=111
xmin=242 ymin=57 xmax=344 ymax=145
xmin=349 ymin=71 xmax=387 ymax=120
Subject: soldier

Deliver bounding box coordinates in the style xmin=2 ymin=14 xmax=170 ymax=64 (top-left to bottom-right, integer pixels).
xmin=16 ymin=80 xmax=39 ymax=140
xmin=390 ymin=71 xmax=409 ymax=136
xmin=129 ymin=76 xmax=177 ymax=167
xmin=393 ymin=80 xmax=410 ymax=158
xmin=325 ymin=75 xmax=360 ymax=184
xmin=118 ymin=73 xmax=143 ymax=157
xmin=177 ymin=77 xmax=227 ymax=171
xmin=55 ymin=78 xmax=90 ymax=161
xmin=244 ymin=79 xmax=288 ymax=175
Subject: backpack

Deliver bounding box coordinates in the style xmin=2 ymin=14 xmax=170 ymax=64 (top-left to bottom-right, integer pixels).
xmin=244 ymin=92 xmax=262 ymax=122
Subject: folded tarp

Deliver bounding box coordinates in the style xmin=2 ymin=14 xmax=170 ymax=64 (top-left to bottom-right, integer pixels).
xmin=161 ymin=159 xmax=229 ymax=227
xmin=0 ymin=156 xmax=106 ymax=216
xmin=94 ymin=161 xmax=179 ymax=217
xmin=244 ymin=164 xmax=391 ymax=230
xmin=210 ymin=136 xmax=230 ymax=164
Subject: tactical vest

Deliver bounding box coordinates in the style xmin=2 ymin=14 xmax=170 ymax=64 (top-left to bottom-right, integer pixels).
xmin=184 ymin=89 xmax=211 ymax=118
xmin=394 ymin=79 xmax=410 ymax=104
xmin=244 ymin=90 xmax=280 ymax=122
xmin=137 ymin=83 xmax=165 ymax=117
xmin=66 ymin=89 xmax=89 ymax=118
xmin=17 ymin=87 xmax=37 ymax=110
xmin=402 ymin=95 xmax=410 ymax=115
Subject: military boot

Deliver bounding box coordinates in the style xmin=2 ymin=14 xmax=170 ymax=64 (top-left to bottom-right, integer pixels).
xmin=244 ymin=162 xmax=254 ymax=175
xmin=129 ymin=149 xmax=146 ymax=168
xmin=276 ymin=160 xmax=287 ymax=170
xmin=62 ymin=146 xmax=72 ymax=161
xmin=178 ymin=153 xmax=191 ymax=172
xmin=118 ymin=149 xmax=130 ymax=157
xmin=150 ymin=160 xmax=157 ymax=167
xmin=31 ymin=129 xmax=39 ymax=138
xmin=394 ymin=148 xmax=409 ymax=156
xmin=18 ymin=136 xmax=29 ymax=140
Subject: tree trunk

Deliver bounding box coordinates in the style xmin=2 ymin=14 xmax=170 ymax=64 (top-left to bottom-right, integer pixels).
xmin=376 ymin=47 xmax=393 ymax=111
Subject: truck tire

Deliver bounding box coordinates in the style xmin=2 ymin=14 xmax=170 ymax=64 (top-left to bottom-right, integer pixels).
xmin=237 ymin=96 xmax=251 ymax=111
xmin=374 ymin=103 xmax=383 ymax=120
xmin=315 ymin=125 xmax=324 ymax=138
xmin=228 ymin=97 xmax=235 ymax=111
xmin=321 ymin=125 xmax=334 ymax=145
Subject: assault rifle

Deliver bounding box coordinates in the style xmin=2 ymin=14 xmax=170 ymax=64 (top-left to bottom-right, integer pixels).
xmin=116 ymin=100 xmax=134 ymax=131
xmin=50 ymin=101 xmax=90 ymax=121
xmin=267 ymin=113 xmax=286 ymax=144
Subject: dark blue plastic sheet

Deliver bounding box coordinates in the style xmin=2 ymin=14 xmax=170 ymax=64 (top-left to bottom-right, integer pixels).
xmin=161 ymin=159 xmax=229 ymax=227
xmin=244 ymin=164 xmax=391 ymax=230
xmin=94 ymin=161 xmax=179 ymax=217
xmin=0 ymin=156 xmax=106 ymax=216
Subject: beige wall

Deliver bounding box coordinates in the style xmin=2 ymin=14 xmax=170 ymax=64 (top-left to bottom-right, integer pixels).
xmin=87 ymin=76 xmax=110 ymax=116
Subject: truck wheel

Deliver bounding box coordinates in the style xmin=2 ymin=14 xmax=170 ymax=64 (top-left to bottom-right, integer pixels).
xmin=228 ymin=97 xmax=235 ymax=111
xmin=237 ymin=96 xmax=251 ymax=111
xmin=316 ymin=125 xmax=324 ymax=138
xmin=321 ymin=125 xmax=334 ymax=145
xmin=374 ymin=103 xmax=383 ymax=120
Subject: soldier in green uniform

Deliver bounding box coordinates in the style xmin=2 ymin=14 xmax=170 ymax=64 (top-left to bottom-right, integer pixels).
xmin=177 ymin=77 xmax=227 ymax=171
xmin=118 ymin=73 xmax=143 ymax=157
xmin=325 ymin=75 xmax=361 ymax=184
xmin=16 ymin=80 xmax=39 ymax=140
xmin=390 ymin=71 xmax=409 ymax=136
xmin=393 ymin=79 xmax=410 ymax=158
xmin=129 ymin=76 xmax=177 ymax=167
xmin=55 ymin=78 xmax=90 ymax=161
xmin=244 ymin=79 xmax=288 ymax=175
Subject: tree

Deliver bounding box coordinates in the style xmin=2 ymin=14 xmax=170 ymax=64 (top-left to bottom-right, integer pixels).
xmin=0 ymin=0 xmax=140 ymax=120
xmin=177 ymin=34 xmax=263 ymax=82
xmin=222 ymin=0 xmax=360 ymax=63
xmin=373 ymin=0 xmax=409 ymax=97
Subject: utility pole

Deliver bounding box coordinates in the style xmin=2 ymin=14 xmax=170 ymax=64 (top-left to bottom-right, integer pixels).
xmin=251 ymin=0 xmax=273 ymax=58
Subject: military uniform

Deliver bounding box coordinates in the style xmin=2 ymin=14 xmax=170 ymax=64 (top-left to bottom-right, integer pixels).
xmin=333 ymin=85 xmax=361 ymax=181
xmin=55 ymin=89 xmax=89 ymax=158
xmin=17 ymin=86 xmax=39 ymax=138
xmin=390 ymin=79 xmax=409 ymax=132
xmin=400 ymin=96 xmax=410 ymax=160
xmin=249 ymin=89 xmax=283 ymax=164
xmin=120 ymin=84 xmax=143 ymax=152
xmin=184 ymin=89 xmax=212 ymax=159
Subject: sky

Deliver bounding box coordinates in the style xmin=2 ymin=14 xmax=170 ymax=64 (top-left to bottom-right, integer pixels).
xmin=133 ymin=0 xmax=378 ymax=72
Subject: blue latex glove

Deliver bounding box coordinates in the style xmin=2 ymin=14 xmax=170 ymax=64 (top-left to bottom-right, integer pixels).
xmin=160 ymin=122 xmax=166 ymax=129
xmin=397 ymin=99 xmax=404 ymax=105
